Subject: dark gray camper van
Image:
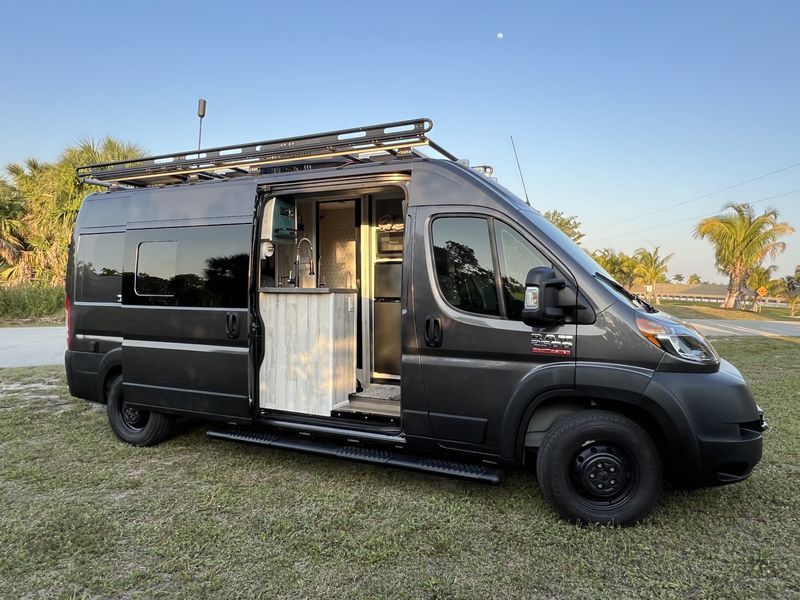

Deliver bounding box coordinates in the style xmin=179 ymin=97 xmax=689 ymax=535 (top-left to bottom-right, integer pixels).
xmin=65 ymin=119 xmax=766 ymax=524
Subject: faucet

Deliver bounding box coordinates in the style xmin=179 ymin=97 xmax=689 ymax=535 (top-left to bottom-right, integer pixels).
xmin=295 ymin=237 xmax=315 ymax=287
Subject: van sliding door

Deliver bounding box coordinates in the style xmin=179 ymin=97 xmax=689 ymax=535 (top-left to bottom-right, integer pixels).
xmin=119 ymin=181 xmax=256 ymax=422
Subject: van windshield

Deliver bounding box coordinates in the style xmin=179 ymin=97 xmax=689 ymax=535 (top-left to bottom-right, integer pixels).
xmin=518 ymin=207 xmax=653 ymax=310
xmin=519 ymin=207 xmax=612 ymax=278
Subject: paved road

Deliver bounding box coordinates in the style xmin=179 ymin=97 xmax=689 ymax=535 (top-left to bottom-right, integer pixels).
xmin=0 ymin=327 xmax=66 ymax=367
xmin=686 ymin=319 xmax=800 ymax=338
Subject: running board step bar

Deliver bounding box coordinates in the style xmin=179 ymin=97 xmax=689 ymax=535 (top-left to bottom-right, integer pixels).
xmin=207 ymin=429 xmax=503 ymax=484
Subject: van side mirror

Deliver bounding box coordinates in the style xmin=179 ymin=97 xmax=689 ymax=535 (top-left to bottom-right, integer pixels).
xmin=521 ymin=267 xmax=568 ymax=327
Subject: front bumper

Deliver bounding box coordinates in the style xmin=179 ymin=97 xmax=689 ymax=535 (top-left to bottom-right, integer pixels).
xmin=645 ymin=359 xmax=764 ymax=488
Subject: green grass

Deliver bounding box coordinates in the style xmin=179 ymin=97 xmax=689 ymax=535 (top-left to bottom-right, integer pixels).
xmin=0 ymin=285 xmax=64 ymax=324
xmin=1 ymin=338 xmax=798 ymax=598
xmin=658 ymin=299 xmax=796 ymax=321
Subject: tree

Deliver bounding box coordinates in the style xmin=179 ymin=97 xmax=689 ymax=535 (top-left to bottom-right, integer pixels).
xmin=672 ymin=273 xmax=684 ymax=283
xmin=694 ymin=203 xmax=794 ymax=309
xmin=4 ymin=138 xmax=144 ymax=285
xmin=634 ymin=246 xmax=674 ymax=304
xmin=687 ymin=273 xmax=701 ymax=285
xmin=592 ymin=248 xmax=638 ymax=289
xmin=0 ymin=179 xmax=23 ymax=275
xmin=543 ymin=210 xmax=584 ymax=243
xmin=774 ymin=268 xmax=800 ymax=317
xmin=746 ymin=264 xmax=778 ymax=313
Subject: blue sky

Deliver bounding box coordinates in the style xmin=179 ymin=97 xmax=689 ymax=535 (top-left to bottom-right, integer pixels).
xmin=1 ymin=0 xmax=799 ymax=281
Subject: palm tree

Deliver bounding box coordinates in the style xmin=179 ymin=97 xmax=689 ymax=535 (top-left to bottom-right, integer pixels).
xmin=634 ymin=246 xmax=674 ymax=304
xmin=694 ymin=203 xmax=794 ymax=309
xmin=593 ymin=248 xmax=639 ymax=289
xmin=774 ymin=270 xmax=800 ymax=318
xmin=0 ymin=180 xmax=23 ymax=273
xmin=672 ymin=273 xmax=684 ymax=283
xmin=746 ymin=264 xmax=778 ymax=313
xmin=687 ymin=273 xmax=701 ymax=285
xmin=5 ymin=138 xmax=144 ymax=285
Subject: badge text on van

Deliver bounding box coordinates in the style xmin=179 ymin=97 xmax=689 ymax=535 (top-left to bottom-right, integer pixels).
xmin=530 ymin=333 xmax=574 ymax=356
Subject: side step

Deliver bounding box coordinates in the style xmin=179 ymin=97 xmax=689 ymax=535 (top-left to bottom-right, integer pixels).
xmin=207 ymin=429 xmax=503 ymax=485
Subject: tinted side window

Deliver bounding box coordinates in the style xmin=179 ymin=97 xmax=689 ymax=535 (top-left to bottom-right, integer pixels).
xmin=129 ymin=224 xmax=250 ymax=308
xmin=431 ymin=217 xmax=500 ymax=316
xmin=136 ymin=241 xmax=177 ymax=296
xmin=76 ymin=232 xmax=123 ymax=302
xmin=495 ymin=221 xmax=550 ymax=320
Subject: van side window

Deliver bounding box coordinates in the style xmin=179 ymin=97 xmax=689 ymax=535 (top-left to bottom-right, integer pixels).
xmin=130 ymin=224 xmax=250 ymax=308
xmin=432 ymin=217 xmax=500 ymax=316
xmin=135 ymin=241 xmax=178 ymax=296
xmin=494 ymin=221 xmax=550 ymax=320
xmin=76 ymin=232 xmax=123 ymax=303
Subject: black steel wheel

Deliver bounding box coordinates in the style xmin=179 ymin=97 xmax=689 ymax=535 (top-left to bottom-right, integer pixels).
xmin=120 ymin=402 xmax=150 ymax=432
xmin=536 ymin=410 xmax=662 ymax=525
xmin=106 ymin=375 xmax=173 ymax=446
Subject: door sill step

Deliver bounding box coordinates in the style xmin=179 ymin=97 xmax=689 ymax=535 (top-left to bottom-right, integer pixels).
xmin=207 ymin=429 xmax=504 ymax=484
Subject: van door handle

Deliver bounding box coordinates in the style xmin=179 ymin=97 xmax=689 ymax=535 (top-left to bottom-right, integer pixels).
xmin=424 ymin=316 xmax=442 ymax=347
xmin=226 ymin=312 xmax=239 ymax=339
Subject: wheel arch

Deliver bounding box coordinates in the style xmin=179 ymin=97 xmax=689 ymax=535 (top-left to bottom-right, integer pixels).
xmin=513 ymin=390 xmax=697 ymax=485
xmin=96 ymin=347 xmax=122 ymax=404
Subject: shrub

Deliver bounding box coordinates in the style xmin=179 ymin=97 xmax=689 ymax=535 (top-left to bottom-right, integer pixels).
xmin=0 ymin=285 xmax=64 ymax=319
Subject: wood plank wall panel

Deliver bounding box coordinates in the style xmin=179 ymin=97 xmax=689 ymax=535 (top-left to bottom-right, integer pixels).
xmin=259 ymin=291 xmax=356 ymax=416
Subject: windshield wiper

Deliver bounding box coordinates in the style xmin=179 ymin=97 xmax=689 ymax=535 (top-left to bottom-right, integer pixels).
xmin=595 ymin=272 xmax=657 ymax=313
xmin=633 ymin=293 xmax=656 ymax=313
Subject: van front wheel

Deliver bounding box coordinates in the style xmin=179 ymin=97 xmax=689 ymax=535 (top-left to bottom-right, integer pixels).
xmin=536 ymin=410 xmax=662 ymax=525
xmin=106 ymin=375 xmax=173 ymax=446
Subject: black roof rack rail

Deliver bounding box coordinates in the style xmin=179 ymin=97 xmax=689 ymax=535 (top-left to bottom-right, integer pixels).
xmin=76 ymin=117 xmax=457 ymax=188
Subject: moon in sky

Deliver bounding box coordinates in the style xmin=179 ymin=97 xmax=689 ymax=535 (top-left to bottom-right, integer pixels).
xmin=497 ymin=32 xmax=504 ymax=39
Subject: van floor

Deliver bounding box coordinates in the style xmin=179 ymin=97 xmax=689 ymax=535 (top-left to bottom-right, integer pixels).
xmin=335 ymin=383 xmax=400 ymax=417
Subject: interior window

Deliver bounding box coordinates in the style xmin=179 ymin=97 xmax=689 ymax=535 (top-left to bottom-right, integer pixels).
xmin=431 ymin=217 xmax=500 ymax=316
xmin=494 ymin=221 xmax=550 ymax=320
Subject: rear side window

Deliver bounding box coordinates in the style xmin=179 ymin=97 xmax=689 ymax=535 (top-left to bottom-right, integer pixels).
xmin=431 ymin=217 xmax=500 ymax=316
xmin=494 ymin=222 xmax=550 ymax=320
xmin=129 ymin=224 xmax=250 ymax=308
xmin=75 ymin=232 xmax=123 ymax=303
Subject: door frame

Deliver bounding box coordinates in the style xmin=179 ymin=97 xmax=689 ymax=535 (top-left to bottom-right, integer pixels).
xmin=250 ymin=179 xmax=410 ymax=418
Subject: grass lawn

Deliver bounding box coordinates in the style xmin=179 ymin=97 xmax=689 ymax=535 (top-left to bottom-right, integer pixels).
xmin=658 ymin=300 xmax=796 ymax=322
xmin=1 ymin=339 xmax=798 ymax=598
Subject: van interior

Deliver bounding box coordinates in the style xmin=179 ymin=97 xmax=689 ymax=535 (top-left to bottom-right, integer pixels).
xmin=257 ymin=187 xmax=405 ymax=426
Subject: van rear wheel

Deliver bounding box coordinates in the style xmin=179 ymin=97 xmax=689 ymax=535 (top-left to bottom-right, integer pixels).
xmin=536 ymin=410 xmax=662 ymax=526
xmin=106 ymin=375 xmax=173 ymax=446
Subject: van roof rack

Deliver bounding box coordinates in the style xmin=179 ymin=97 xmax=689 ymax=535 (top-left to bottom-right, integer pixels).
xmin=76 ymin=117 xmax=457 ymax=188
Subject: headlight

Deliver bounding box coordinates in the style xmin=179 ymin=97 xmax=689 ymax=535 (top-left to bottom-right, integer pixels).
xmin=635 ymin=312 xmax=719 ymax=365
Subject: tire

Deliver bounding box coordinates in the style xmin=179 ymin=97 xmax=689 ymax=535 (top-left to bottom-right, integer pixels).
xmin=106 ymin=375 xmax=173 ymax=446
xmin=536 ymin=410 xmax=662 ymax=526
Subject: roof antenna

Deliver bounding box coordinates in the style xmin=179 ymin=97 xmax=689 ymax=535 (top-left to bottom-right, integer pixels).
xmin=197 ymin=98 xmax=207 ymax=151
xmin=510 ymin=135 xmax=531 ymax=206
